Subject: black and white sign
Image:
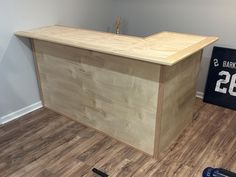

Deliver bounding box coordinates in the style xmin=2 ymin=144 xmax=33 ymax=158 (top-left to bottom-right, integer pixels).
xmin=204 ymin=46 xmax=236 ymax=110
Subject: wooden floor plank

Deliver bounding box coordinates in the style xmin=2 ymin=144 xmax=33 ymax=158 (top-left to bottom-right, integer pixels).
xmin=0 ymin=98 xmax=235 ymax=177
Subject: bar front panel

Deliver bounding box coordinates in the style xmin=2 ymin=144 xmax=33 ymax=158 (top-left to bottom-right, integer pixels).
xmin=33 ymin=39 xmax=161 ymax=155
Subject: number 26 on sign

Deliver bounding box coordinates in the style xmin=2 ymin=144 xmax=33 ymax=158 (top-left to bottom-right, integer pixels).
xmin=215 ymin=71 xmax=236 ymax=96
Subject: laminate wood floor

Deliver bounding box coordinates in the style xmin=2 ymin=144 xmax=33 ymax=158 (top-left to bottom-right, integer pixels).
xmin=0 ymin=99 xmax=235 ymax=177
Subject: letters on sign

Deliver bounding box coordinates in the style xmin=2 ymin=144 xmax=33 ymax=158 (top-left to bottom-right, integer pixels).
xmin=204 ymin=47 xmax=236 ymax=110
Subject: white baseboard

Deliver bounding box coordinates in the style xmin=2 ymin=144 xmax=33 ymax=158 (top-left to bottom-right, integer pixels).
xmin=0 ymin=101 xmax=43 ymax=125
xmin=196 ymin=91 xmax=204 ymax=99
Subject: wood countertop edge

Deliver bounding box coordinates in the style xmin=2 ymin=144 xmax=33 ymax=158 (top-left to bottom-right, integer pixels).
xmin=15 ymin=30 xmax=218 ymax=66
xmin=166 ymin=36 xmax=219 ymax=65
xmin=15 ymin=31 xmax=170 ymax=65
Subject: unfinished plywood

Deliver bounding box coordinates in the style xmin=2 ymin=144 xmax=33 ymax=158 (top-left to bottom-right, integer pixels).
xmin=156 ymin=51 xmax=202 ymax=155
xmin=16 ymin=25 xmax=218 ymax=65
xmin=33 ymin=39 xmax=160 ymax=155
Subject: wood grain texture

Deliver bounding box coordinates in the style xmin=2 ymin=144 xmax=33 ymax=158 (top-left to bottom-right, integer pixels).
xmin=154 ymin=66 xmax=165 ymax=158
xmin=15 ymin=25 xmax=218 ymax=65
xmin=32 ymin=39 xmax=204 ymax=157
xmin=34 ymin=39 xmax=160 ymax=155
xmin=157 ymin=51 xmax=202 ymax=155
xmin=0 ymin=99 xmax=235 ymax=177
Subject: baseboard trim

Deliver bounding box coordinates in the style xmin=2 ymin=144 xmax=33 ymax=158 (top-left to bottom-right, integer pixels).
xmin=0 ymin=101 xmax=43 ymax=124
xmin=196 ymin=91 xmax=204 ymax=99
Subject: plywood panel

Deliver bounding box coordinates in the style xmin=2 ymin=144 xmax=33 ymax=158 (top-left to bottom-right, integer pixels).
xmin=33 ymin=39 xmax=160 ymax=155
xmin=157 ymin=51 xmax=202 ymax=155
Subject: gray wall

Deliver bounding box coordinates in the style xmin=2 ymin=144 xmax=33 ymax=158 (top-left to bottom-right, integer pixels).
xmin=110 ymin=0 xmax=236 ymax=93
xmin=0 ymin=0 xmax=112 ymax=118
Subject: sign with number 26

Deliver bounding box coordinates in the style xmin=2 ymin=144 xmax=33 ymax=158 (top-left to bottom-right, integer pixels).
xmin=204 ymin=47 xmax=236 ymax=110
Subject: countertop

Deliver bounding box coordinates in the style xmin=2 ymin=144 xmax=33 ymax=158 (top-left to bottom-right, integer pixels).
xmin=16 ymin=25 xmax=218 ymax=66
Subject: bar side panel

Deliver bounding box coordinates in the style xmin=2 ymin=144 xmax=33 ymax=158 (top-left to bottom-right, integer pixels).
xmin=159 ymin=51 xmax=202 ymax=153
xmin=34 ymin=40 xmax=160 ymax=155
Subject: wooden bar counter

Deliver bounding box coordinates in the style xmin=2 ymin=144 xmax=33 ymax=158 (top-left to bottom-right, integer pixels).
xmin=16 ymin=26 xmax=218 ymax=158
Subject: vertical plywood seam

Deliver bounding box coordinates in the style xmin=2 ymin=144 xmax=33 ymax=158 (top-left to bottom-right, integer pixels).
xmin=153 ymin=65 xmax=166 ymax=159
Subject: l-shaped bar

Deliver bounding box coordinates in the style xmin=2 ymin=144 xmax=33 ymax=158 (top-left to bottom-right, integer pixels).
xmin=16 ymin=26 xmax=218 ymax=158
